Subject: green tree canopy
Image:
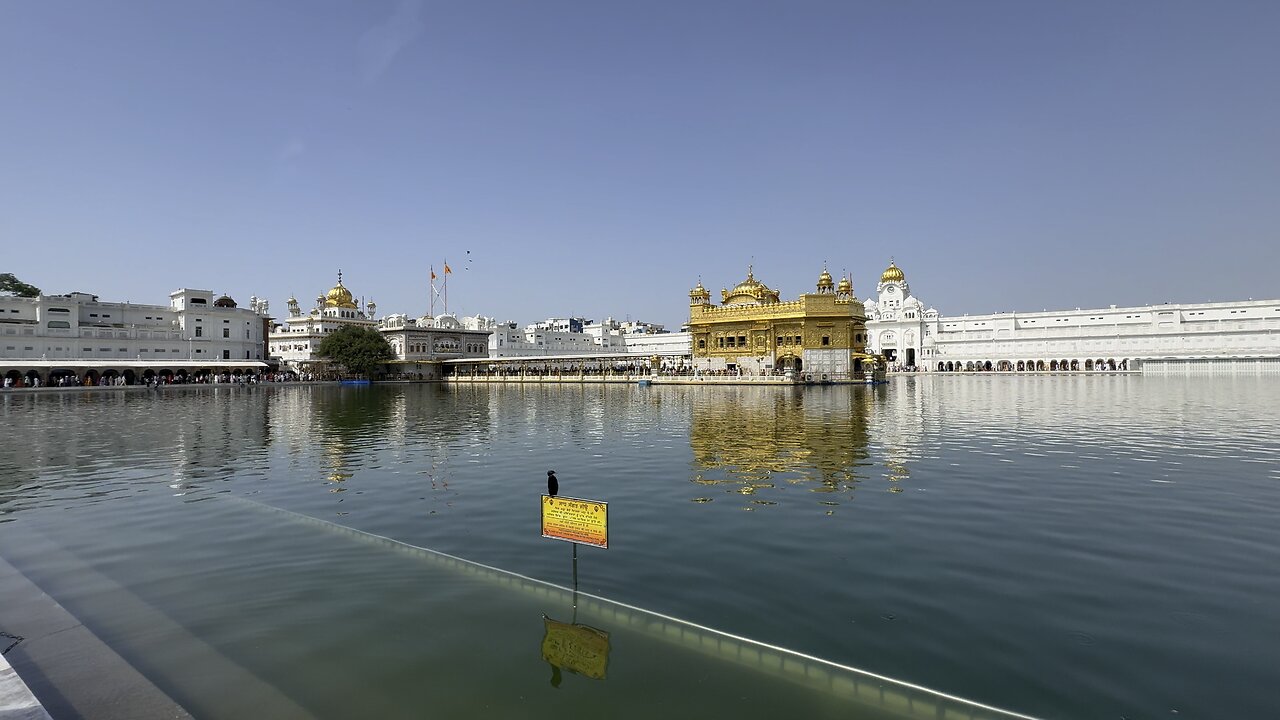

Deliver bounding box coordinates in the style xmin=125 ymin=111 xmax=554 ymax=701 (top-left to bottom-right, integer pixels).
xmin=0 ymin=273 xmax=41 ymax=297
xmin=315 ymin=325 xmax=394 ymax=379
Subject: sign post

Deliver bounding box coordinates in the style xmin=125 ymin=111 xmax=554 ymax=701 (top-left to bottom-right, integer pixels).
xmin=540 ymin=495 xmax=612 ymax=684
xmin=540 ymin=495 xmax=608 ymax=549
xmin=542 ymin=494 xmax=607 ymax=616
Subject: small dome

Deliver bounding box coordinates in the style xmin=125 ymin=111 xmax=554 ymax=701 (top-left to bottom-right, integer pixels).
xmin=837 ymin=276 xmax=852 ymax=294
xmin=213 ymin=294 xmax=237 ymax=308
xmin=817 ymin=268 xmax=834 ymax=290
xmin=689 ymin=280 xmax=711 ymax=303
xmin=880 ymin=261 xmax=905 ymax=284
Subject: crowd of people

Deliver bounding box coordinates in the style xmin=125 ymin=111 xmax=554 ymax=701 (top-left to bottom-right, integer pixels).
xmin=2 ymin=370 xmax=313 ymax=389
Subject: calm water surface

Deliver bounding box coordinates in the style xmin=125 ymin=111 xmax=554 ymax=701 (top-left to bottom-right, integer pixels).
xmin=1 ymin=377 xmax=1278 ymax=718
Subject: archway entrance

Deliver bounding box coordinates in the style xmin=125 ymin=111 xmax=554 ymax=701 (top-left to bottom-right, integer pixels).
xmin=49 ymin=369 xmax=78 ymax=387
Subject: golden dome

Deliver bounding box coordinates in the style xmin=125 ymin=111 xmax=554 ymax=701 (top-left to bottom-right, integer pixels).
xmin=880 ymin=261 xmax=905 ymax=284
xmin=324 ymin=272 xmax=358 ymax=309
xmin=689 ymin=280 xmax=711 ymax=301
xmin=817 ymin=268 xmax=834 ymax=289
xmin=722 ymin=267 xmax=780 ymax=305
xmin=837 ymin=276 xmax=852 ymax=294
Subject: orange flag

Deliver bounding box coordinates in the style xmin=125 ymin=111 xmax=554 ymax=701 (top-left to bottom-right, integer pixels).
xmin=444 ymin=263 xmax=452 ymax=274
xmin=430 ymin=268 xmax=437 ymax=280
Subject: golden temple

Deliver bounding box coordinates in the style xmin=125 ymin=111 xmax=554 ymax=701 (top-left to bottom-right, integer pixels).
xmin=689 ymin=266 xmax=880 ymax=380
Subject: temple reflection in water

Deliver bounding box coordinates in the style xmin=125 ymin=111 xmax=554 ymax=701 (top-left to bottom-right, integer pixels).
xmin=688 ymin=385 xmax=886 ymax=500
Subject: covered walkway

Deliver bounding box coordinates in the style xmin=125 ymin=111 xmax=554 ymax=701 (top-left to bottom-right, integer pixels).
xmin=443 ymin=352 xmax=691 ymax=381
xmin=1 ymin=360 xmax=270 ymax=388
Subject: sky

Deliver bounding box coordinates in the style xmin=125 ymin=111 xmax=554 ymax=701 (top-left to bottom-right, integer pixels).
xmin=2 ymin=0 xmax=1278 ymax=329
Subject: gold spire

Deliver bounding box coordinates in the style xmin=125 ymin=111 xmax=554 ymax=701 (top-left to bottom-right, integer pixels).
xmin=689 ymin=278 xmax=711 ymax=304
xmin=817 ymin=263 xmax=834 ymax=291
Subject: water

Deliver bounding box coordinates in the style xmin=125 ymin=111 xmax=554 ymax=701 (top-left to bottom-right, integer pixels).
xmin=1 ymin=377 xmax=1278 ymax=718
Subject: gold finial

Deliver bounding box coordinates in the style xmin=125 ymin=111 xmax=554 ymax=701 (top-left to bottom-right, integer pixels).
xmin=337 ymin=269 xmax=343 ymax=285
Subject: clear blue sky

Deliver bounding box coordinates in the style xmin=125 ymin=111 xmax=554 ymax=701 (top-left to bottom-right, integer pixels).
xmin=3 ymin=0 xmax=1278 ymax=328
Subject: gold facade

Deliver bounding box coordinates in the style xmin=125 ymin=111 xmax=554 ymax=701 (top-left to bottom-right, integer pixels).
xmin=688 ymin=267 xmax=874 ymax=374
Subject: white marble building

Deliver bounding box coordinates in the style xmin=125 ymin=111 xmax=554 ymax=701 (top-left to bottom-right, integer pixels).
xmin=1 ymin=288 xmax=269 ymax=385
xmin=488 ymin=316 xmax=671 ymax=357
xmin=269 ymin=272 xmax=380 ymax=370
xmin=862 ymin=261 xmax=938 ymax=369
xmin=864 ymin=260 xmax=1280 ymax=374
xmin=379 ymin=313 xmax=492 ymax=379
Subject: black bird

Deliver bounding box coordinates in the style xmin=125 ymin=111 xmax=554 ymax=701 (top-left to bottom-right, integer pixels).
xmin=547 ymin=470 xmax=558 ymax=497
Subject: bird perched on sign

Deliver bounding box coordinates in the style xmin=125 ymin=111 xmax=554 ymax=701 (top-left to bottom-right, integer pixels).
xmin=547 ymin=470 xmax=558 ymax=497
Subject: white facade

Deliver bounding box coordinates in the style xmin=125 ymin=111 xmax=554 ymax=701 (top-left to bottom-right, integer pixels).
xmin=862 ymin=261 xmax=938 ymax=369
xmin=864 ymin=261 xmax=1280 ymax=373
xmin=380 ymin=313 xmax=492 ymax=361
xmin=1 ymin=289 xmax=268 ymax=365
xmin=623 ymin=331 xmax=692 ymax=358
xmin=490 ymin=316 xmax=621 ymax=357
xmin=489 ymin=321 xmax=604 ymax=357
xmin=487 ymin=315 xmax=686 ymax=359
xmin=269 ymin=274 xmax=379 ymax=369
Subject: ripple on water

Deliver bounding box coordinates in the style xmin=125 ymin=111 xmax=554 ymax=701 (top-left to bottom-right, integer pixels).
xmin=1 ymin=380 xmax=1279 ymax=719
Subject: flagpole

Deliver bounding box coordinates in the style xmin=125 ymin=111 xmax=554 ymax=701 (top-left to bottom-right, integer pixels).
xmin=430 ymin=265 xmax=436 ymax=319
xmin=444 ymin=258 xmax=449 ymax=315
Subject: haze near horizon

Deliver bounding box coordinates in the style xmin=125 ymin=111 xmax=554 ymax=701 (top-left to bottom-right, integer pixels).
xmin=2 ymin=0 xmax=1277 ymax=328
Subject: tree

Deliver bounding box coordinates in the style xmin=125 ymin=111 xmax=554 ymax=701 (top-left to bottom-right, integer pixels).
xmin=0 ymin=273 xmax=40 ymax=297
xmin=315 ymin=325 xmax=394 ymax=379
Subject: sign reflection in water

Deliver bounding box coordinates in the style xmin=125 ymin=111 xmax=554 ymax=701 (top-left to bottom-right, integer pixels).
xmin=541 ymin=615 xmax=611 ymax=685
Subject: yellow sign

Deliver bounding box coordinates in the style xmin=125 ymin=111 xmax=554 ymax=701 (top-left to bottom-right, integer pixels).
xmin=541 ymin=495 xmax=608 ymax=549
xmin=542 ymin=616 xmax=611 ymax=680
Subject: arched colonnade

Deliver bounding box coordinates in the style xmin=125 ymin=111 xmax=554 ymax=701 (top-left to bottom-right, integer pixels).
xmin=933 ymin=358 xmax=1133 ymax=373
xmin=1 ymin=363 xmax=269 ymax=388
